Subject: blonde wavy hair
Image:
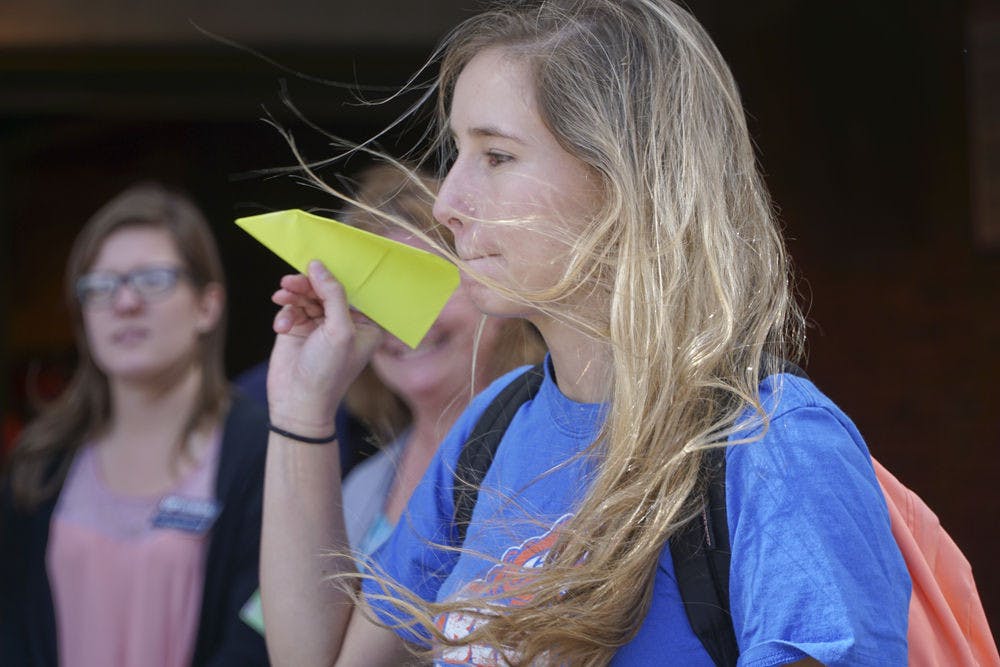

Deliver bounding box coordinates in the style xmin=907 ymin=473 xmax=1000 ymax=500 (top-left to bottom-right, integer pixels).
xmin=324 ymin=0 xmax=806 ymax=663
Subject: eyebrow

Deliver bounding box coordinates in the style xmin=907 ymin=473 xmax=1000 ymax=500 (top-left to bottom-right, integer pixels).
xmin=451 ymin=124 xmax=527 ymax=144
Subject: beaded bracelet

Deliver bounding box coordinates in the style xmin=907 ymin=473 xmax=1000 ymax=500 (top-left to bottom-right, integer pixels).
xmin=267 ymin=422 xmax=338 ymax=444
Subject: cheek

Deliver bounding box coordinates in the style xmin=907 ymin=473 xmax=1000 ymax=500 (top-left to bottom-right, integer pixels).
xmin=80 ymin=312 xmax=110 ymax=352
xmin=439 ymin=283 xmax=481 ymax=319
xmin=503 ymin=229 xmax=567 ymax=282
xmin=163 ymin=293 xmax=213 ymax=335
xmin=168 ymin=314 xmax=207 ymax=352
xmin=435 ymin=294 xmax=483 ymax=342
xmin=146 ymin=303 xmax=208 ymax=360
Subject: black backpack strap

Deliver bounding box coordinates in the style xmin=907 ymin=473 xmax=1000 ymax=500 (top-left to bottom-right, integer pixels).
xmin=670 ymin=358 xmax=807 ymax=666
xmin=452 ymin=363 xmax=545 ymax=546
xmin=670 ymin=446 xmax=739 ymax=667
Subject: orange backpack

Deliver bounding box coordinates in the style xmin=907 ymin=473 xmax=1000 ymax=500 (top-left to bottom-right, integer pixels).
xmin=873 ymin=459 xmax=999 ymax=666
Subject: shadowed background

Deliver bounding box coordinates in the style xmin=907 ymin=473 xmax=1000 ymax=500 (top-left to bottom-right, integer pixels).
xmin=2 ymin=0 xmax=997 ymax=639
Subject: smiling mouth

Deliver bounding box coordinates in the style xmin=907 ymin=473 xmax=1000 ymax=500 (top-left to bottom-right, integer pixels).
xmin=379 ymin=328 xmax=452 ymax=359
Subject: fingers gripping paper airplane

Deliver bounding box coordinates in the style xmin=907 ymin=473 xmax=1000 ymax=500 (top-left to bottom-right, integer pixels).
xmin=236 ymin=209 xmax=460 ymax=349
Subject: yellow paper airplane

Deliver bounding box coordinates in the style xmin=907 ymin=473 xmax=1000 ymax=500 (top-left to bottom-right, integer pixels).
xmin=236 ymin=209 xmax=459 ymax=349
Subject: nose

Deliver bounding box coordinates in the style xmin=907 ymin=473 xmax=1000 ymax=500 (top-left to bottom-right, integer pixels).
xmin=432 ymin=179 xmax=464 ymax=236
xmin=110 ymin=282 xmax=143 ymax=313
xmin=432 ymin=164 xmax=476 ymax=240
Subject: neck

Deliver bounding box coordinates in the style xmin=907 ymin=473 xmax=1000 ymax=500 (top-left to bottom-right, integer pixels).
xmin=533 ymin=315 xmax=611 ymax=404
xmin=406 ymin=390 xmax=468 ymax=452
xmin=105 ymin=363 xmax=206 ymax=446
xmin=96 ymin=364 xmax=217 ymax=496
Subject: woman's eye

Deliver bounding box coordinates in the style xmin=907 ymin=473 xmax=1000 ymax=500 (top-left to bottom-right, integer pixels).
xmin=486 ymin=151 xmax=512 ymax=167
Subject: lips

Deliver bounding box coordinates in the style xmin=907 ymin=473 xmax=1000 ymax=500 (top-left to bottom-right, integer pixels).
xmin=111 ymin=326 xmax=150 ymax=345
xmin=459 ymin=253 xmax=503 ymax=271
xmin=457 ymin=244 xmax=500 ymax=262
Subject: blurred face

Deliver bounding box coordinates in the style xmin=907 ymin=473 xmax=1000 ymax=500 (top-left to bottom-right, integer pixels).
xmin=433 ymin=48 xmax=603 ymax=324
xmin=370 ymin=230 xmax=504 ymax=408
xmin=79 ymin=226 xmax=222 ymax=386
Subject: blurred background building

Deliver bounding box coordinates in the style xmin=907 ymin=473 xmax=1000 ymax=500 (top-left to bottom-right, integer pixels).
xmin=2 ymin=0 xmax=997 ymax=638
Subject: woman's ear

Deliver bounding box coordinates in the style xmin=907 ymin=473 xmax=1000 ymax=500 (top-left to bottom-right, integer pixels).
xmin=194 ymin=282 xmax=225 ymax=334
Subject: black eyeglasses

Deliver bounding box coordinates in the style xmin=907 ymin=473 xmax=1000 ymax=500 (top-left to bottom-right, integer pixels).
xmin=75 ymin=266 xmax=187 ymax=306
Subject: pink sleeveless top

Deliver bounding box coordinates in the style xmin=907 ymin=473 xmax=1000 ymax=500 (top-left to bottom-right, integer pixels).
xmin=47 ymin=437 xmax=221 ymax=667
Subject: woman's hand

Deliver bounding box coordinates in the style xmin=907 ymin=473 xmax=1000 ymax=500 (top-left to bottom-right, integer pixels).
xmin=266 ymin=260 xmax=382 ymax=435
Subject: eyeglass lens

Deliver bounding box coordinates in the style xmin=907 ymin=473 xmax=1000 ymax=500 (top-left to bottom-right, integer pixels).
xmin=76 ymin=267 xmax=184 ymax=305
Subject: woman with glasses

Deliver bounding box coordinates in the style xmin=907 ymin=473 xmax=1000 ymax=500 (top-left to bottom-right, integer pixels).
xmin=0 ymin=182 xmax=270 ymax=667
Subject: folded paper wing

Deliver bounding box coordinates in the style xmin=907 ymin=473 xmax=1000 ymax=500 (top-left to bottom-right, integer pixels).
xmin=236 ymin=209 xmax=460 ymax=349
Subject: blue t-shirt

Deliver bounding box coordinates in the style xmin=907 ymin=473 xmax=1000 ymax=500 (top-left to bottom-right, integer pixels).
xmin=363 ymin=360 xmax=910 ymax=665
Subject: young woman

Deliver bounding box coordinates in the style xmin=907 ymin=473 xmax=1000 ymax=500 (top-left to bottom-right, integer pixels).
xmin=260 ymin=1 xmax=910 ymax=665
xmin=0 ymin=183 xmax=270 ymax=666
xmin=338 ymin=164 xmax=546 ymax=556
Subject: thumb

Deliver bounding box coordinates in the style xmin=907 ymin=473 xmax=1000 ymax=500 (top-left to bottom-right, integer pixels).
xmin=307 ymin=260 xmax=351 ymax=327
xmin=308 ymin=260 xmax=383 ymax=364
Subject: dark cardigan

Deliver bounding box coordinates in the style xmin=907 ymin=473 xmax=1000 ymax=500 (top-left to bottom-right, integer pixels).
xmin=0 ymin=392 xmax=270 ymax=666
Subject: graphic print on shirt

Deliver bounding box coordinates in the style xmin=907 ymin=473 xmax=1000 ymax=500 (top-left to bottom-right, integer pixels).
xmin=436 ymin=514 xmax=573 ymax=666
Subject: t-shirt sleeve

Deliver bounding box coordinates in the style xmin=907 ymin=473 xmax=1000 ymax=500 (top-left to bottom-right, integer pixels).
xmin=726 ymin=379 xmax=911 ymax=666
xmin=360 ymin=369 xmax=527 ymax=647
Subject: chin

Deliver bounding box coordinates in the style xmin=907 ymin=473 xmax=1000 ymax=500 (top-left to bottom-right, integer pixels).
xmin=375 ymin=349 xmax=475 ymax=403
xmin=379 ymin=368 xmax=450 ymax=401
xmin=92 ymin=355 xmax=149 ymax=381
xmin=467 ymin=285 xmax=532 ymax=321
xmin=94 ymin=352 xmax=198 ymax=388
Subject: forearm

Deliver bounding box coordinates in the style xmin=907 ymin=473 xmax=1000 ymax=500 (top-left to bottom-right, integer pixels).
xmin=260 ymin=261 xmax=387 ymax=665
xmin=260 ymin=431 xmax=354 ymax=667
